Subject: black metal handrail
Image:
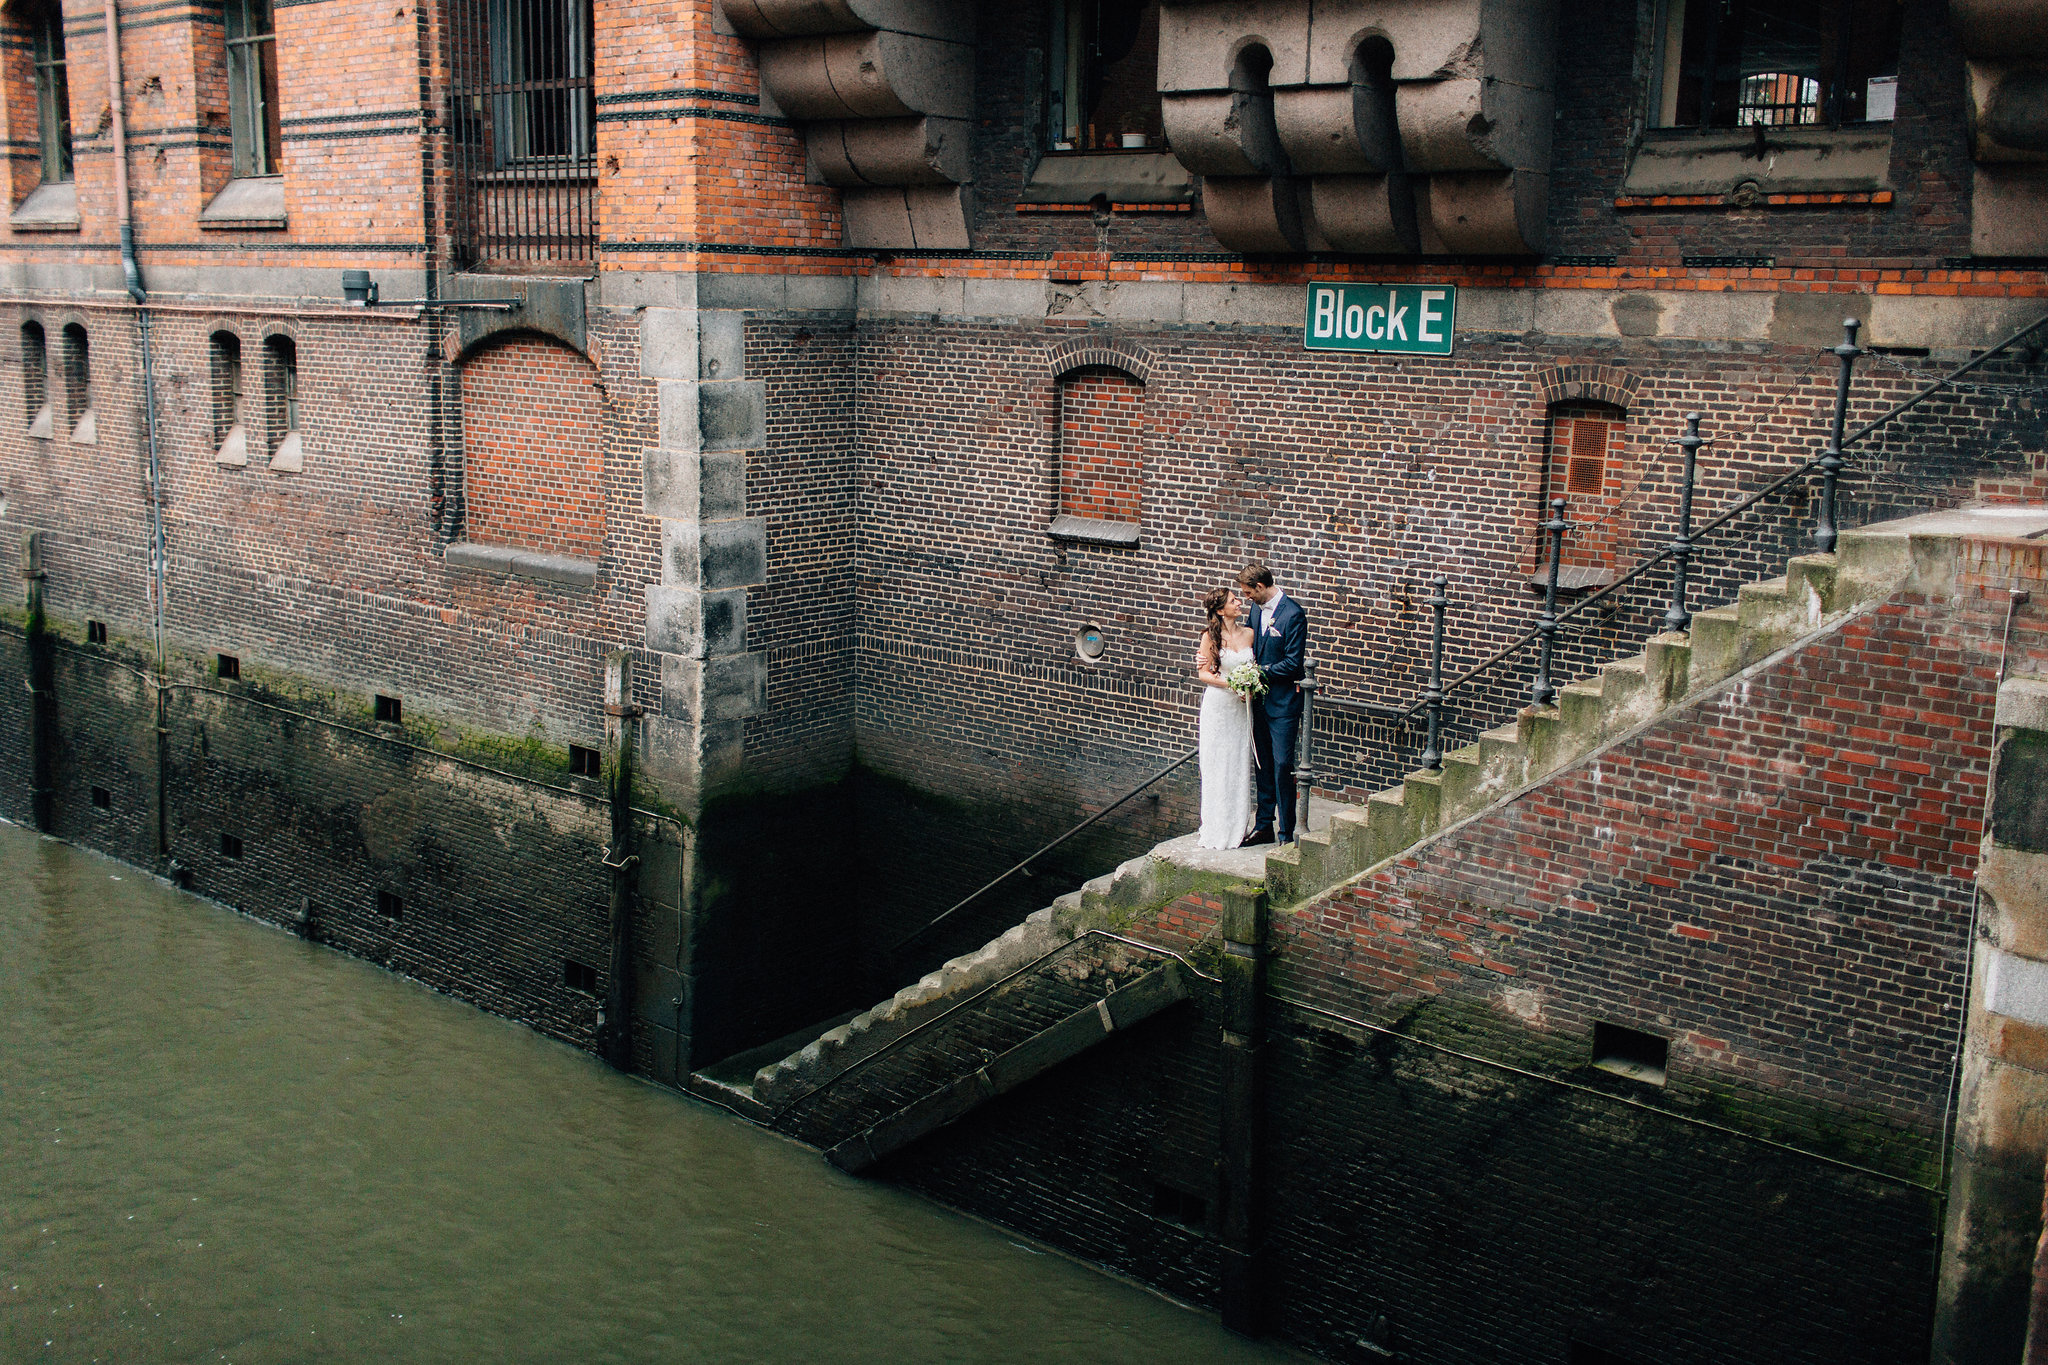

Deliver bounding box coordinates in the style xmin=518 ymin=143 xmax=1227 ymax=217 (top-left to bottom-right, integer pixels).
xmin=888 ymin=311 xmax=2048 ymax=962
xmin=1364 ymin=311 xmax=2048 ymax=739
xmin=889 ymin=745 xmax=1199 ymax=955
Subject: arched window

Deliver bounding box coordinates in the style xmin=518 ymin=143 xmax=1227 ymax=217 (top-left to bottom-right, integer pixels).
xmin=262 ymin=335 xmax=301 ymax=470
xmin=458 ymin=332 xmax=604 ymax=560
xmin=59 ymin=322 xmax=90 ymax=443
xmin=211 ymin=331 xmax=247 ymax=464
xmin=1539 ymin=401 xmax=1627 ymax=581
xmin=21 ymin=320 xmax=49 ymax=435
xmin=1053 ymin=366 xmax=1145 ymax=545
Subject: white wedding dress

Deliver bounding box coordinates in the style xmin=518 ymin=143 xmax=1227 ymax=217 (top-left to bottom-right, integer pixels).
xmin=1197 ymin=644 xmax=1256 ymax=849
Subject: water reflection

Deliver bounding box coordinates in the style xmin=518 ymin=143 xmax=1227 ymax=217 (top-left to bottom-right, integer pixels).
xmin=0 ymin=825 xmax=1290 ymax=1364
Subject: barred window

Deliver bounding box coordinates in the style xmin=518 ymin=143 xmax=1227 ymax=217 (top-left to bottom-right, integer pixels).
xmin=31 ymin=4 xmax=70 ymax=185
xmin=225 ymin=0 xmax=281 ymax=177
xmin=449 ymin=0 xmax=596 ymax=265
xmin=1654 ymin=0 xmax=1903 ymax=130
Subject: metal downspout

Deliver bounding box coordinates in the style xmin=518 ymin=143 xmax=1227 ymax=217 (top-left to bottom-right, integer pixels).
xmin=104 ymin=0 xmax=142 ymax=304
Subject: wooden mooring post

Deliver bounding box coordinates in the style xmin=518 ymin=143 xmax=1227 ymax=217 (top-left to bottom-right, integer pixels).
xmin=1217 ymin=882 xmax=1268 ymax=1337
xmin=22 ymin=533 xmax=53 ymax=832
xmin=599 ymin=651 xmax=640 ymax=1071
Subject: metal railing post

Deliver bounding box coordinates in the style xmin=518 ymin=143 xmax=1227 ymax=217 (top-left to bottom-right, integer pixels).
xmin=1813 ymin=317 xmax=1864 ymax=554
xmin=1294 ymin=656 xmax=1317 ymax=837
xmin=1421 ymin=577 xmax=1447 ymax=769
xmin=1530 ymin=498 xmax=1568 ymax=706
xmin=1663 ymin=412 xmax=1704 ymax=634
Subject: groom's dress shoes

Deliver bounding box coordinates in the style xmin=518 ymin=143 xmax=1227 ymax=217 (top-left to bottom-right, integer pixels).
xmin=1240 ymin=829 xmax=1276 ymax=848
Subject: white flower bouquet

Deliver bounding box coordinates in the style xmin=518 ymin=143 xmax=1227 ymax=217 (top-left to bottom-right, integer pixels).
xmin=1225 ymin=660 xmax=1267 ymax=701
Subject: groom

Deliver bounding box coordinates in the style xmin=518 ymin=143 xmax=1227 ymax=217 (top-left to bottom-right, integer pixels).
xmin=1238 ymin=563 xmax=1307 ymax=847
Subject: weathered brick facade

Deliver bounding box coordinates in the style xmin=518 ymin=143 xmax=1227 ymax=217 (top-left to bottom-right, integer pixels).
xmin=2 ymin=0 xmax=2048 ymax=1355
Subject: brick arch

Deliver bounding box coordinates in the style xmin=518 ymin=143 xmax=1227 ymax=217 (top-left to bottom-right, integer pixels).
xmin=1044 ymin=337 xmax=1156 ymax=386
xmin=1532 ymin=363 xmax=1641 ymax=413
xmin=457 ymin=330 xmax=606 ymax=560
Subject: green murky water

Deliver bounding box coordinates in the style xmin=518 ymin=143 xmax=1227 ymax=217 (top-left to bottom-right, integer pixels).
xmin=0 ymin=824 xmax=1288 ymax=1364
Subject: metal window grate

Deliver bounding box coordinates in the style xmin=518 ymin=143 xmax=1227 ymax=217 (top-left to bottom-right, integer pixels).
xmin=448 ymin=0 xmax=596 ymax=268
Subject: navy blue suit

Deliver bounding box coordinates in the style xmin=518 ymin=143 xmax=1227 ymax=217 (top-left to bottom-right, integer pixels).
xmin=1250 ymin=593 xmax=1307 ymax=839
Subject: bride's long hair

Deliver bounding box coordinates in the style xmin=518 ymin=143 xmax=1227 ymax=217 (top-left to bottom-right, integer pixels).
xmin=1202 ymin=587 xmax=1233 ymax=658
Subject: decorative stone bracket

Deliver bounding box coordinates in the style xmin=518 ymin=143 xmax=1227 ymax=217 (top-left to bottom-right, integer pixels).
xmin=1157 ymin=0 xmax=1558 ymax=256
xmin=1952 ymin=0 xmax=2048 ymax=257
xmin=718 ymin=0 xmax=976 ymax=249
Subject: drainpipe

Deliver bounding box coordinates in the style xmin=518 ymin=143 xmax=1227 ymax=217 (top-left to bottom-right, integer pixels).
xmin=103 ymin=0 xmax=143 ymax=303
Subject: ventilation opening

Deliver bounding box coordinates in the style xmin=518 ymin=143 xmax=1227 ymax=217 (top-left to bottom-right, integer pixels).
xmin=219 ymin=832 xmax=243 ymax=859
xmin=85 ymin=620 xmax=106 ymax=644
xmin=377 ymin=890 xmax=403 ymax=918
xmin=90 ymin=786 xmax=110 ymax=809
xmin=1591 ymin=1022 xmax=1669 ymax=1086
xmin=216 ymin=653 xmax=240 ymax=680
xmin=568 ymin=744 xmax=601 ymax=777
xmin=1151 ymin=1183 xmax=1206 ymax=1228
xmin=374 ymin=694 xmax=401 ymax=724
xmin=564 ymin=960 xmax=599 ymax=994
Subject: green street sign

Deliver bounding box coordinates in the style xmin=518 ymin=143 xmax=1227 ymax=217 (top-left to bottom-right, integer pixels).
xmin=1304 ymin=283 xmax=1457 ymax=355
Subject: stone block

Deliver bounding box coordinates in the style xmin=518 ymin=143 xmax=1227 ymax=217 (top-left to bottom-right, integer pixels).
xmin=666 ymin=652 xmax=770 ymax=723
xmin=1183 ymin=282 xmax=1301 ymax=327
xmin=643 ymin=447 xmax=749 ymax=521
xmin=445 ymin=542 xmax=517 ymax=574
xmin=1771 ymin=291 xmax=1872 ymax=349
xmin=640 ymin=308 xmax=699 ymax=380
xmin=454 ymin=276 xmax=588 ymax=358
xmin=639 ymin=715 xmax=700 ymax=807
xmin=657 ymin=379 xmax=767 ymax=451
xmin=963 ymin=276 xmax=1048 ymax=320
xmin=781 ymin=273 xmax=858 ymax=312
xmin=646 ymin=586 xmax=750 ymax=658
xmin=698 ymin=312 xmax=747 ymax=381
xmin=662 ymin=517 xmax=769 ymax=591
xmin=508 ymin=550 xmax=598 ymax=589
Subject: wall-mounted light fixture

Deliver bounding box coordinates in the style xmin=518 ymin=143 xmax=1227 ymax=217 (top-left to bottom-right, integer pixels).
xmin=341 ymin=270 xmax=523 ymax=312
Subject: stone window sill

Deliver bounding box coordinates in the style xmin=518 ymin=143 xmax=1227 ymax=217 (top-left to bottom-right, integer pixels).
xmin=70 ymin=410 xmax=95 ymax=445
xmin=1049 ymin=514 xmax=1140 ymax=548
xmin=1526 ymin=566 xmax=1614 ymax=595
xmin=28 ymin=404 xmax=52 ymax=439
xmin=445 ymin=541 xmax=598 ymax=589
xmin=200 ymin=176 xmax=287 ymax=230
xmin=215 ymin=425 xmax=248 ymax=467
xmin=1020 ymin=151 xmax=1192 ymax=206
xmin=1623 ymin=126 xmax=1893 ymax=200
xmin=10 ymin=181 xmax=79 ymax=232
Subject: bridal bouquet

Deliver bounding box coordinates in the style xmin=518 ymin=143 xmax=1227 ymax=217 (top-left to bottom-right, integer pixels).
xmin=1225 ymin=660 xmax=1267 ymax=701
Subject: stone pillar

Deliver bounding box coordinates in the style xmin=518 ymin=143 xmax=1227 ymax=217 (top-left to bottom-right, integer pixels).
xmin=599 ymin=651 xmax=638 ymax=1071
xmin=1217 ymin=882 xmax=1268 ymax=1337
xmin=21 ymin=532 xmax=53 ymax=833
xmin=637 ymin=285 xmax=771 ymax=810
xmin=1941 ymin=674 xmax=2048 ymax=1363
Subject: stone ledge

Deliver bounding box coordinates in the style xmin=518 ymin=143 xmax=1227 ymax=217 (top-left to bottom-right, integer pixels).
xmin=1049 ymin=515 xmax=1140 ymax=548
xmin=444 ymin=541 xmax=598 ymax=589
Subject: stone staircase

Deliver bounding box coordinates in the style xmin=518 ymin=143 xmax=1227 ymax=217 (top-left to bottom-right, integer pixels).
xmin=1268 ymin=527 xmax=1921 ymax=906
xmin=725 ymin=519 xmax=1936 ymax=1119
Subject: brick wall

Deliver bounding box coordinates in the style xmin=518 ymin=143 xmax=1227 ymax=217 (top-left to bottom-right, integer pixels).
xmin=457 ymin=333 xmax=607 ymax=559
xmin=773 ymin=566 xmax=2035 ymax=1364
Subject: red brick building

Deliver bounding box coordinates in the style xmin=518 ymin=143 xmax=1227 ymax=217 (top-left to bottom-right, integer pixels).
xmin=4 ymin=0 xmax=2048 ymax=1359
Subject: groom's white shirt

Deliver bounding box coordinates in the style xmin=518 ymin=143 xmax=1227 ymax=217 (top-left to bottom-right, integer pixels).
xmin=1257 ymin=589 xmax=1288 ymax=636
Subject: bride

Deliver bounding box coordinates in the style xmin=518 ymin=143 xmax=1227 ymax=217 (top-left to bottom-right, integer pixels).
xmin=1194 ymin=586 xmax=1257 ymax=849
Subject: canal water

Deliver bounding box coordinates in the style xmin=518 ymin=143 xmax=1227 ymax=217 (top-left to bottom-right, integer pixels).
xmin=1 ymin=825 xmax=1292 ymax=1364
